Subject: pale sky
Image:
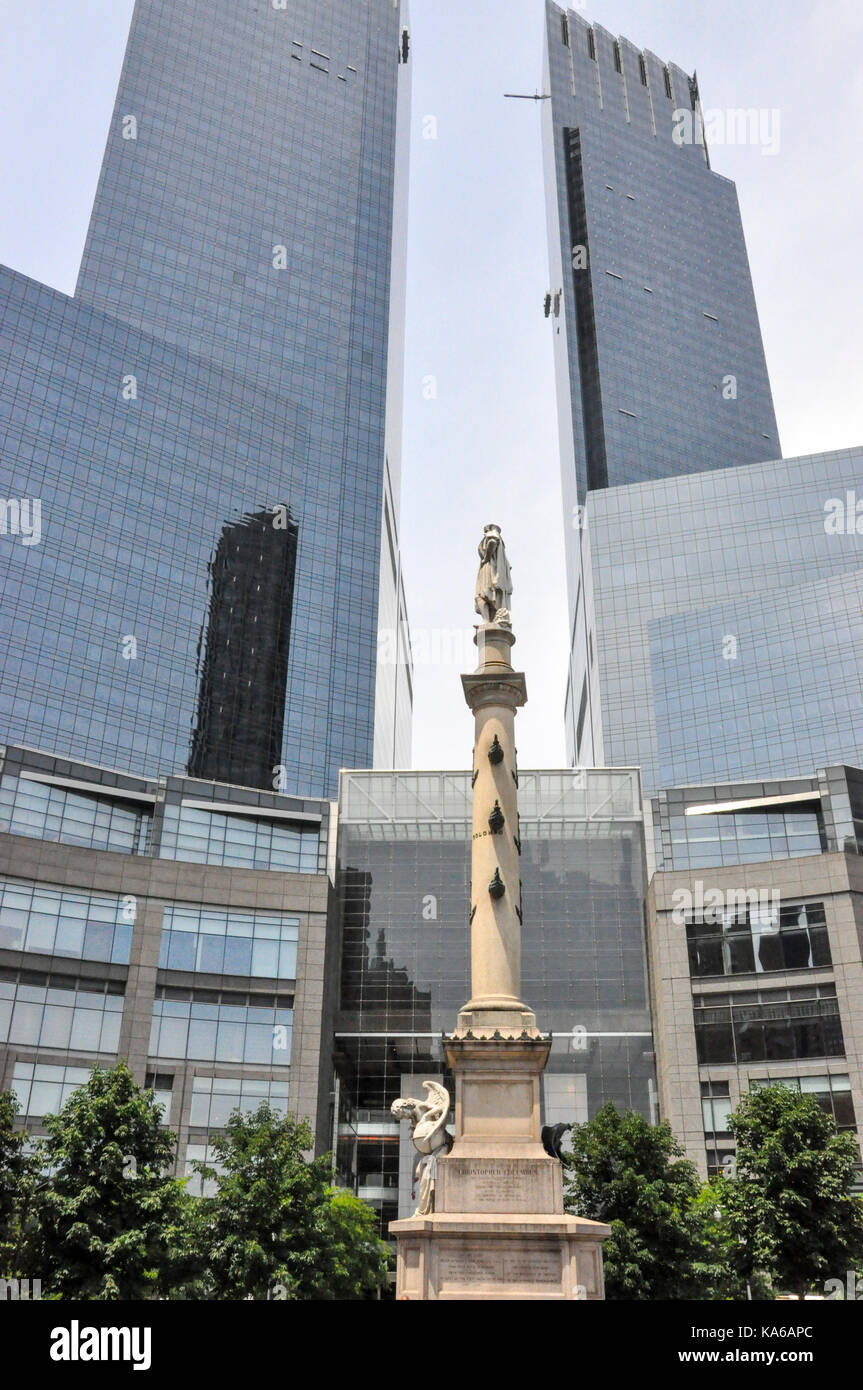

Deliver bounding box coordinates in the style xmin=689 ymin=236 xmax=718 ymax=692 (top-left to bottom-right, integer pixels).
xmin=0 ymin=0 xmax=861 ymax=773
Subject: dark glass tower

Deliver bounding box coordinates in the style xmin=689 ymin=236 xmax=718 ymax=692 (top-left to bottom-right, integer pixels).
xmin=544 ymin=3 xmax=779 ymax=507
xmin=0 ymin=0 xmax=413 ymax=796
xmin=188 ymin=508 xmax=300 ymax=789
xmin=542 ymin=6 xmax=803 ymax=780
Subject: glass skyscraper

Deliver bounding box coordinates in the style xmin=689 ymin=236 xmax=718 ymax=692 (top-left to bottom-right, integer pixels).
xmin=0 ymin=0 xmax=413 ymax=797
xmin=576 ymin=447 xmax=863 ymax=792
xmin=543 ymin=5 xmax=778 ymax=507
xmin=543 ymin=5 xmax=863 ymax=794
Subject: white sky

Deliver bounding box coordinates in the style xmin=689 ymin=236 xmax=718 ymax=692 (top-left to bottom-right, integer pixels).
xmin=0 ymin=0 xmax=861 ymax=773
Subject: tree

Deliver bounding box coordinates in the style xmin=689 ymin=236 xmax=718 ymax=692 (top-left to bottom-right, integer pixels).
xmin=564 ymin=1101 xmax=732 ymax=1299
xmin=33 ymin=1061 xmax=196 ymax=1299
xmin=195 ymin=1104 xmax=387 ymax=1300
xmin=714 ymin=1083 xmax=863 ymax=1299
xmin=325 ymin=1189 xmax=392 ymax=1301
xmin=0 ymin=1088 xmax=33 ymax=1275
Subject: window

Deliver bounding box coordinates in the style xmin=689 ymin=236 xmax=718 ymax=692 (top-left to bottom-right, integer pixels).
xmin=0 ymin=969 xmax=124 ymax=1053
xmin=701 ymin=1079 xmax=732 ymax=1136
xmin=183 ymin=1142 xmax=220 ymax=1197
xmin=686 ymin=902 xmax=831 ymax=979
xmin=750 ymin=1075 xmax=855 ymax=1132
xmin=159 ymin=905 xmax=299 ymax=980
xmin=575 ymin=677 xmax=589 ymax=753
xmin=0 ymin=881 xmax=133 ymax=965
xmin=149 ymin=986 xmax=293 ymax=1066
xmin=613 ymin=42 xmax=622 ymax=74
xmin=144 ymin=1071 xmax=174 ymax=1122
xmin=587 ymin=29 xmax=596 ymax=61
xmin=663 ymin=66 xmax=673 ymax=98
xmin=561 ymin=14 xmax=570 ymax=46
xmin=189 ymin=1075 xmax=290 ymax=1129
xmin=663 ymin=807 xmax=826 ymax=871
xmin=159 ymin=804 xmax=319 ymax=873
xmin=694 ymin=984 xmax=844 ymax=1065
xmin=639 ymin=55 xmax=647 ymax=85
xmin=10 ymin=1061 xmax=91 ymax=1117
xmin=0 ymin=776 xmax=151 ymax=855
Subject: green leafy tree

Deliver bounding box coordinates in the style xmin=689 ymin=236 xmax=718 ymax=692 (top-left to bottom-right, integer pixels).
xmin=33 ymin=1061 xmax=196 ymax=1299
xmin=325 ymin=1189 xmax=391 ymax=1300
xmin=196 ymin=1104 xmax=387 ymax=1300
xmin=564 ymin=1101 xmax=733 ymax=1299
xmin=714 ymin=1083 xmax=863 ymax=1299
xmin=0 ymin=1088 xmax=33 ymax=1275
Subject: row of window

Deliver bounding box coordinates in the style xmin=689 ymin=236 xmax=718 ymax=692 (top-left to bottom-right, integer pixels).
xmin=567 ymin=20 xmax=674 ymax=98
xmin=0 ymin=774 xmax=321 ymax=872
xmin=658 ymin=808 xmax=826 ymax=871
xmin=693 ymin=986 xmax=843 ymax=1065
xmin=159 ymin=804 xmax=320 ymax=873
xmin=159 ymin=905 xmax=299 ymax=980
xmin=8 ymin=1061 xmax=290 ymax=1129
xmin=0 ymin=776 xmax=149 ymax=855
xmin=0 ymin=881 xmax=133 ymax=965
xmin=0 ymin=974 xmax=124 ymax=1055
xmin=686 ymin=902 xmax=831 ymax=979
xmin=0 ymin=970 xmax=292 ymax=1066
xmin=0 ymin=879 xmax=300 ymax=980
xmin=149 ymin=989 xmax=293 ymax=1066
xmin=701 ymin=1074 xmax=855 ymax=1137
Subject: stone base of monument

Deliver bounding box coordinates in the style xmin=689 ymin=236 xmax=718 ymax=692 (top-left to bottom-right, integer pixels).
xmin=390 ymin=1035 xmax=609 ymax=1300
xmin=390 ymin=1212 xmax=609 ymax=1300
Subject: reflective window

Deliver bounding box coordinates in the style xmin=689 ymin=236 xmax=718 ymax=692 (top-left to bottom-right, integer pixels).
xmin=750 ymin=1074 xmax=855 ymax=1132
xmin=694 ymin=984 xmax=844 ymax=1064
xmin=0 ymin=970 xmax=124 ymax=1053
xmin=0 ymin=776 xmax=151 ymax=855
xmin=189 ymin=1075 xmax=290 ymax=1129
xmin=700 ymin=1079 xmax=732 ymax=1136
xmin=159 ymin=905 xmax=298 ymax=979
xmin=159 ymin=805 xmax=319 ymax=872
xmin=149 ymin=986 xmax=292 ymax=1065
xmin=686 ymin=902 xmax=831 ymax=978
xmin=10 ymin=1061 xmax=91 ymax=1117
xmin=144 ymin=1070 xmax=174 ymax=1123
xmin=664 ymin=809 xmax=826 ymax=871
xmin=183 ymin=1142 xmax=221 ymax=1198
xmin=0 ymin=881 xmax=134 ymax=965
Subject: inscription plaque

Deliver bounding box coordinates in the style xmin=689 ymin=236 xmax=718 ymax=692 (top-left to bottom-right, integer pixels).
xmin=438 ymin=1240 xmax=561 ymax=1288
xmin=438 ymin=1157 xmax=559 ymax=1214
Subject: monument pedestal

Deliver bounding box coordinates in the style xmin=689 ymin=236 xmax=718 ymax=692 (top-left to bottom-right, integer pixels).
xmin=390 ymin=1212 xmax=608 ymax=1301
xmin=390 ymin=1037 xmax=609 ymax=1300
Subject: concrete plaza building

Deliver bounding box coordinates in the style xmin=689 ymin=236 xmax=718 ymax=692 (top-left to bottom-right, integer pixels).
xmin=0 ymin=743 xmax=338 ymax=1172
xmin=646 ymin=764 xmax=863 ymax=1178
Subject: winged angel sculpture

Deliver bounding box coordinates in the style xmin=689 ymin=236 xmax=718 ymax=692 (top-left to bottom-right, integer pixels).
xmin=391 ymin=1081 xmax=453 ymax=1216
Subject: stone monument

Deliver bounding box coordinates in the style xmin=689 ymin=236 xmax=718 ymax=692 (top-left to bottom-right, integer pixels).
xmin=389 ymin=526 xmax=609 ymax=1300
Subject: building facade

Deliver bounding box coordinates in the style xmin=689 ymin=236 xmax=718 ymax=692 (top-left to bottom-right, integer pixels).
xmin=0 ymin=743 xmax=338 ymax=1173
xmin=0 ymin=0 xmax=413 ymax=798
xmin=334 ymin=767 xmax=656 ymax=1233
xmin=569 ymin=446 xmax=863 ymax=790
xmin=646 ymin=765 xmax=863 ymax=1179
xmin=543 ymin=5 xmax=778 ymax=749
